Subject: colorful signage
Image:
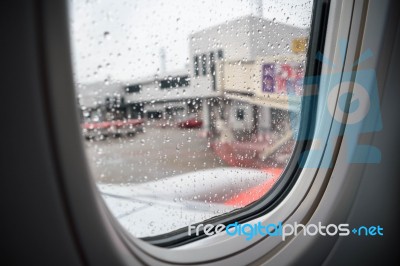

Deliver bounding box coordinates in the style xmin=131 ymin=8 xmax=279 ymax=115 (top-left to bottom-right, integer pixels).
xmin=262 ymin=64 xmax=275 ymax=92
xmin=262 ymin=63 xmax=305 ymax=96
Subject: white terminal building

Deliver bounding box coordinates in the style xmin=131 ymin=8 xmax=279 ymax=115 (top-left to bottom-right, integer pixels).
xmin=79 ymin=15 xmax=309 ymax=146
xmin=187 ymin=15 xmax=308 ymax=139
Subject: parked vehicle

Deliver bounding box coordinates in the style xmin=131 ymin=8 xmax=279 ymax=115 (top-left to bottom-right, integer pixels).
xmin=176 ymin=116 xmax=203 ymax=129
xmin=81 ymin=118 xmax=144 ymax=139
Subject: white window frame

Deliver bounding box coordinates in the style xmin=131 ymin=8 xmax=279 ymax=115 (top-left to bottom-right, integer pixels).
xmin=40 ymin=0 xmax=389 ymax=264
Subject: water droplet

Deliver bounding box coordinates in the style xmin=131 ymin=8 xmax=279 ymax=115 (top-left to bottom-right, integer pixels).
xmin=103 ymin=31 xmax=111 ymax=40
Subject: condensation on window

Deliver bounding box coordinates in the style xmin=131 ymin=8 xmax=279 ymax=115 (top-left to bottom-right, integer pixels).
xmin=69 ymin=0 xmax=314 ymax=238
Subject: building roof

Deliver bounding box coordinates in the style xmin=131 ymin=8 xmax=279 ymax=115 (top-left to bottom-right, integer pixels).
xmin=189 ymin=15 xmax=309 ymax=61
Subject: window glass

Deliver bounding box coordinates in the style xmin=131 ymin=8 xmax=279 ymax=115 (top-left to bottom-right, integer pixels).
xmin=70 ymin=0 xmax=314 ymax=238
xmin=125 ymin=84 xmax=142 ymax=93
xmin=218 ymin=49 xmax=224 ymax=59
xmin=194 ymin=56 xmax=199 ymax=77
xmin=201 ymin=54 xmax=208 ymax=76
xmin=236 ymin=109 xmax=245 ymax=121
xmin=159 ymin=76 xmax=190 ymax=89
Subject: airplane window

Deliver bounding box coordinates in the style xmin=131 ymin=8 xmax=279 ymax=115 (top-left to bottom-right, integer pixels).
xmin=70 ymin=0 xmax=314 ymax=240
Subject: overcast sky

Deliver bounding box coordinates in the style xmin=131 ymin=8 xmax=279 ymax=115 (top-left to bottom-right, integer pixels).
xmin=69 ymin=0 xmax=313 ymax=85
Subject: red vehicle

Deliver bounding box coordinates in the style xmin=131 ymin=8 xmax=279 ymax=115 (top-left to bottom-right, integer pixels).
xmin=177 ymin=117 xmax=203 ymax=129
xmin=81 ymin=118 xmax=144 ymax=139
